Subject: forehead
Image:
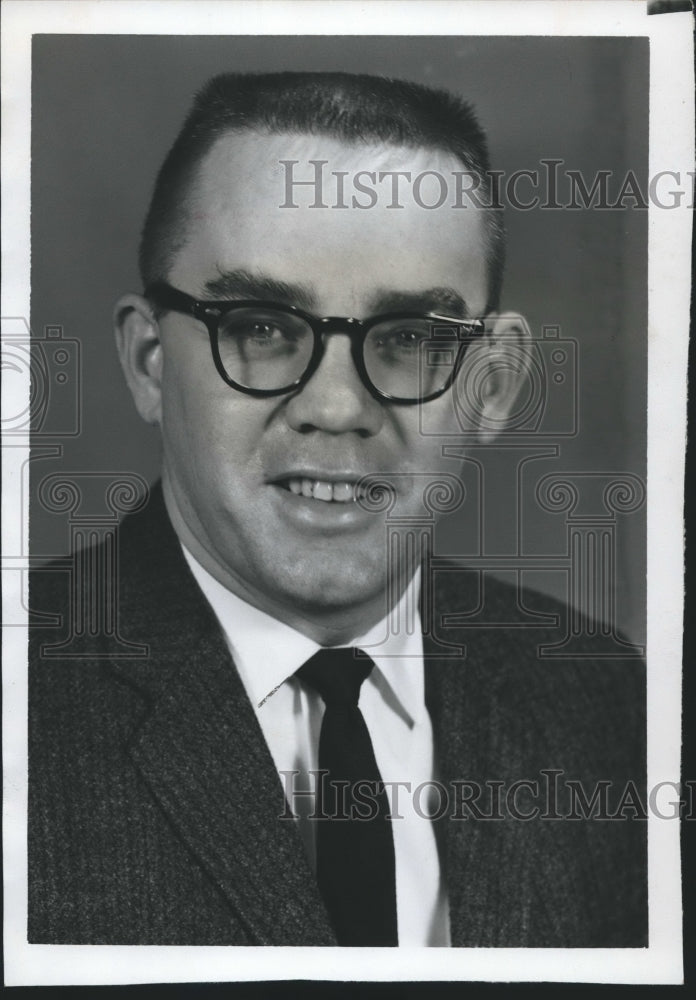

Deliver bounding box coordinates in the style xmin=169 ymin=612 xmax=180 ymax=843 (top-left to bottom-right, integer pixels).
xmin=171 ymin=130 xmax=488 ymax=314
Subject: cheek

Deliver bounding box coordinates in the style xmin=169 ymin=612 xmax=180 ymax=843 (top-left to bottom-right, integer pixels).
xmin=397 ymin=397 xmax=465 ymax=462
xmin=407 ymin=373 xmax=477 ymax=445
xmin=160 ymin=365 xmax=204 ymax=453
xmin=161 ymin=330 xmax=231 ymax=436
xmin=159 ymin=344 xmax=271 ymax=492
xmin=159 ymin=343 xmax=227 ymax=483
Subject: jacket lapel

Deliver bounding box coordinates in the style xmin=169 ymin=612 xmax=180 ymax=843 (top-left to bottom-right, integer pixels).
xmin=126 ymin=635 xmax=335 ymax=945
xmin=109 ymin=487 xmax=335 ymax=945
xmin=423 ymin=641 xmax=481 ymax=946
xmin=423 ymin=572 xmax=515 ymax=948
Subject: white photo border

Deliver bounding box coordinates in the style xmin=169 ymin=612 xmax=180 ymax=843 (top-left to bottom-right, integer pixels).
xmin=2 ymin=0 xmax=692 ymax=986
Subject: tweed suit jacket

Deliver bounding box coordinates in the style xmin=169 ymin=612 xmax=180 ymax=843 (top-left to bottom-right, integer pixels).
xmin=28 ymin=483 xmax=647 ymax=946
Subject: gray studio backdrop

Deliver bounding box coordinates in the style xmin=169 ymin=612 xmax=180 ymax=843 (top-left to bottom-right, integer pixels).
xmin=29 ymin=35 xmax=647 ymax=644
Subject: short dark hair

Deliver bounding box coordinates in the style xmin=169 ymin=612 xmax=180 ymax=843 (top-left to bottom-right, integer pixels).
xmin=139 ymin=71 xmax=506 ymax=311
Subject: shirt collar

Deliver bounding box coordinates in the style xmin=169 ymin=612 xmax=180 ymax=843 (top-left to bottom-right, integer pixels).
xmin=180 ymin=544 xmax=423 ymax=727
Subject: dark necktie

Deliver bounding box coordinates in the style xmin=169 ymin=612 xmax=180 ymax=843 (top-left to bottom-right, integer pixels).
xmin=296 ymin=647 xmax=398 ymax=947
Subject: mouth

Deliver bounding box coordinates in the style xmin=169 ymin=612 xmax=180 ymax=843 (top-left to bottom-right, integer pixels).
xmin=273 ymin=476 xmax=368 ymax=504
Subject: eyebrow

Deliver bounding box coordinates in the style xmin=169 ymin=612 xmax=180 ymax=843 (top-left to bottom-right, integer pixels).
xmin=202 ymin=270 xmax=470 ymax=319
xmin=369 ymin=287 xmax=471 ymax=318
xmin=203 ymin=268 xmax=316 ymax=310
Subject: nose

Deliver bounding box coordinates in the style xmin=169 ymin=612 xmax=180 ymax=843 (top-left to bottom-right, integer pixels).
xmin=284 ymin=334 xmax=384 ymax=436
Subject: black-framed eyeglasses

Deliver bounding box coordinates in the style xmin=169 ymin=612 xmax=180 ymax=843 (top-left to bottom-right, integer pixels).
xmin=145 ymin=281 xmax=486 ymax=405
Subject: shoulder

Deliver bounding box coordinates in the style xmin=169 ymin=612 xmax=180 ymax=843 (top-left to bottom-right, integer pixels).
xmin=427 ymin=564 xmax=645 ymax=766
xmin=29 ymin=479 xmax=222 ymax=702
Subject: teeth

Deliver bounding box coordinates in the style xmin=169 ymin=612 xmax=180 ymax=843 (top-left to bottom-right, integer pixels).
xmin=313 ymin=481 xmax=333 ymax=502
xmin=331 ymin=482 xmax=354 ymax=503
xmin=284 ymin=478 xmax=363 ymax=502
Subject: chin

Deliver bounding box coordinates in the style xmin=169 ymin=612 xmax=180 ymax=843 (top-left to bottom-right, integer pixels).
xmin=272 ymin=556 xmax=388 ymax=613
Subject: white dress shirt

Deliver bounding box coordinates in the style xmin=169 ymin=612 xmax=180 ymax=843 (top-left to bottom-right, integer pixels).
xmin=182 ymin=545 xmax=450 ymax=947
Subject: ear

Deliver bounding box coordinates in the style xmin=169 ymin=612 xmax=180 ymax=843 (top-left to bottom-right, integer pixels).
xmin=113 ymin=293 xmax=163 ymax=425
xmin=463 ymin=312 xmax=533 ymax=443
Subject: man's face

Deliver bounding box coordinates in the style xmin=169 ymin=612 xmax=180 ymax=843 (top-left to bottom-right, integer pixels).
xmin=159 ymin=130 xmax=488 ymax=634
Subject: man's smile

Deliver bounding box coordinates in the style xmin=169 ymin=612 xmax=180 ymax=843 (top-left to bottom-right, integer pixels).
xmin=280 ymin=478 xmax=366 ymax=502
xmin=269 ymin=469 xmax=372 ymax=504
xmin=266 ymin=470 xmax=380 ymax=530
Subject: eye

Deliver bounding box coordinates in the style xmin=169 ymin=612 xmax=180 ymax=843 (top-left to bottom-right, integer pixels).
xmin=383 ymin=327 xmax=423 ymax=351
xmin=370 ymin=321 xmax=431 ymax=355
xmin=216 ymin=308 xmax=313 ymax=371
xmin=221 ymin=317 xmax=298 ymax=346
xmin=243 ymin=321 xmax=293 ymax=345
xmin=390 ymin=328 xmax=426 ymax=349
xmin=219 ymin=308 xmax=309 ymax=345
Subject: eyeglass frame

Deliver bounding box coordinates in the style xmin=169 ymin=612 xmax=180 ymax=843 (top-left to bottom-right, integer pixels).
xmin=144 ymin=280 xmax=487 ymax=405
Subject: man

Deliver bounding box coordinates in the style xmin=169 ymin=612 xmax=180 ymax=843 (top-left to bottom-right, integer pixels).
xmin=28 ymin=72 xmax=646 ymax=947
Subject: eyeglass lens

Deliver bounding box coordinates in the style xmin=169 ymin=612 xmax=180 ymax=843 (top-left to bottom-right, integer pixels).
xmin=216 ymin=308 xmax=462 ymax=398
